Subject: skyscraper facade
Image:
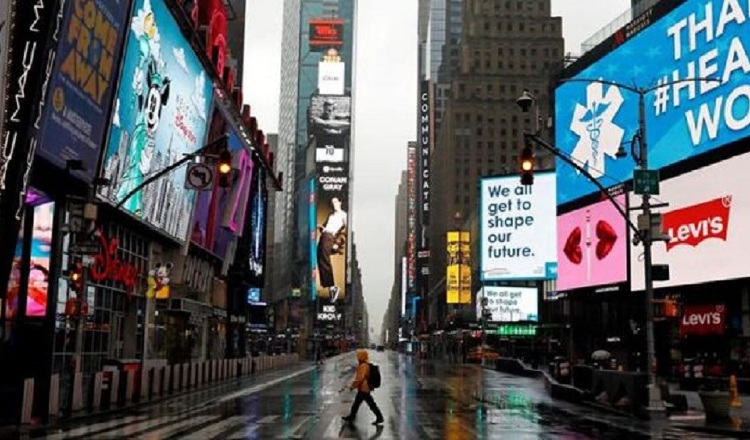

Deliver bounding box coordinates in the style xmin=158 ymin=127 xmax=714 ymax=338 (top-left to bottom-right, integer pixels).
xmin=427 ymin=0 xmax=564 ymax=327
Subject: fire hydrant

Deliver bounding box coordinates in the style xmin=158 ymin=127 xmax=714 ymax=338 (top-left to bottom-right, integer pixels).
xmin=730 ymin=374 xmax=742 ymax=408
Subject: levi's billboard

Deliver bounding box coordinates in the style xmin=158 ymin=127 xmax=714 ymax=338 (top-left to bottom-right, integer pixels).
xmin=556 ymin=0 xmax=750 ymax=205
xmin=680 ymin=304 xmax=726 ymax=337
xmin=630 ymin=152 xmax=750 ymax=291
xmin=557 ymin=195 xmax=628 ymax=292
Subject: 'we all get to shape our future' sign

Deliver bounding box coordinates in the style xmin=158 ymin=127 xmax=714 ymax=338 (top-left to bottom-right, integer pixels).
xmin=480 ymin=173 xmax=557 ymax=280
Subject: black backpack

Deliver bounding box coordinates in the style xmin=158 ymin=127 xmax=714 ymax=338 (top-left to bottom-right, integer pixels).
xmin=368 ymin=363 xmax=381 ymax=389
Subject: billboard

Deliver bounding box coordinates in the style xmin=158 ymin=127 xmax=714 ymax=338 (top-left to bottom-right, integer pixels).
xmin=446 ymin=231 xmax=471 ymax=304
xmin=419 ymin=80 xmax=432 ymax=227
xmin=309 ymin=95 xmax=351 ymax=163
xmin=480 ymin=172 xmax=557 ymax=281
xmin=246 ymin=158 xmax=268 ymax=287
xmin=0 ymin=0 xmax=12 ymax=153
xmin=36 ymin=0 xmax=133 ymax=182
xmin=190 ymin=107 xmax=254 ymax=259
xmin=680 ymin=304 xmax=726 ymax=337
xmin=318 ymin=62 xmax=345 ymax=95
xmin=309 ymin=19 xmax=344 ymax=51
xmin=407 ymin=142 xmax=417 ymax=295
xmin=476 ymin=286 xmax=538 ymax=322
xmin=100 ymin=0 xmax=213 ymax=241
xmin=313 ymin=162 xmax=349 ymax=303
xmin=557 ymin=195 xmax=628 ymax=292
xmin=630 ymin=153 xmax=750 ymax=291
xmin=555 ymin=0 xmax=750 ymax=205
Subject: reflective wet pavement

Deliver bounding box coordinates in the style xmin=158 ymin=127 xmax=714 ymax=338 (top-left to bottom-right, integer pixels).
xmin=16 ymin=351 xmax=733 ymax=439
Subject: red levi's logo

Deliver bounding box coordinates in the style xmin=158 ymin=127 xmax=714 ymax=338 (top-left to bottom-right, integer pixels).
xmin=680 ymin=304 xmax=725 ymax=337
xmin=663 ymin=196 xmax=732 ymax=252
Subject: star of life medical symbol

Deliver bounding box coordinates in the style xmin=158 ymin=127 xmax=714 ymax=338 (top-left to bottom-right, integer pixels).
xmin=570 ymin=82 xmax=625 ymax=179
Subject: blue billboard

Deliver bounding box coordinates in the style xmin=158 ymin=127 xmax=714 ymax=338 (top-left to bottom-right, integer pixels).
xmin=37 ymin=0 xmax=133 ymax=182
xmin=99 ymin=0 xmax=213 ymax=241
xmin=555 ymin=0 xmax=750 ymax=205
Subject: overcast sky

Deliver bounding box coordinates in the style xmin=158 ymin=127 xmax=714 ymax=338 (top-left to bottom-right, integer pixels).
xmin=243 ymin=0 xmax=631 ymax=341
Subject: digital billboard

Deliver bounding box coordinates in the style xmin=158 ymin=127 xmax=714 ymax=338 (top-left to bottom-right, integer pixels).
xmin=0 ymin=0 xmax=12 ymax=153
xmin=309 ymin=19 xmax=344 ymax=51
xmin=476 ymin=286 xmax=538 ymax=322
xmin=555 ymin=0 xmax=750 ymax=205
xmin=309 ymin=95 xmax=351 ymax=163
xmin=557 ymin=195 xmax=628 ymax=292
xmin=318 ymin=62 xmax=345 ymax=95
xmin=246 ymin=158 xmax=268 ymax=287
xmin=446 ymin=231 xmax=471 ymax=304
xmin=190 ymin=107 xmax=254 ymax=260
xmin=36 ymin=0 xmax=133 ymax=182
xmin=630 ymin=152 xmax=750 ymax=291
xmin=312 ymin=162 xmax=349 ymax=303
xmin=480 ymin=172 xmax=557 ymax=281
xmin=407 ymin=142 xmax=417 ymax=295
xmin=100 ymin=0 xmax=213 ymax=241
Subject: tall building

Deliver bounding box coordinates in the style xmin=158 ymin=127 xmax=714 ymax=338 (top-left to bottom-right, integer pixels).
xmin=427 ymin=0 xmax=564 ymax=327
xmin=275 ymin=0 xmax=357 ymax=353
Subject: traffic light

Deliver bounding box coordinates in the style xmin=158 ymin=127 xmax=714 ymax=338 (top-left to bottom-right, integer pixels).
xmin=520 ymin=146 xmax=534 ymax=185
xmin=217 ymin=150 xmax=233 ymax=187
xmin=65 ymin=262 xmax=84 ymax=294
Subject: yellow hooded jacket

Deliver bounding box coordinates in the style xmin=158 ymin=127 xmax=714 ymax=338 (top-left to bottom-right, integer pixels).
xmin=350 ymin=350 xmax=371 ymax=393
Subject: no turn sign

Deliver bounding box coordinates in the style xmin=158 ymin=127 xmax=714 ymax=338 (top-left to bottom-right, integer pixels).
xmin=185 ymin=162 xmax=214 ymax=191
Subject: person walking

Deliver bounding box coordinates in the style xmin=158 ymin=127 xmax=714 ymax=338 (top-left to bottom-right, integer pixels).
xmin=342 ymin=350 xmax=384 ymax=425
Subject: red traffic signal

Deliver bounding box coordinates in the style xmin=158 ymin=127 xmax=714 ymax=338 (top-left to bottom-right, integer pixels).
xmin=65 ymin=262 xmax=84 ymax=294
xmin=520 ymin=146 xmax=534 ymax=185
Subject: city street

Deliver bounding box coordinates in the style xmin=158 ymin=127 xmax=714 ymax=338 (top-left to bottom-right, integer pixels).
xmin=11 ymin=352 xmax=728 ymax=439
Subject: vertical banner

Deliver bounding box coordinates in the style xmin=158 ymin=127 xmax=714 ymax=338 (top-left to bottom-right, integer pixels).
xmin=246 ymin=159 xmax=268 ymax=287
xmin=309 ymin=178 xmax=318 ymax=300
xmin=459 ymin=231 xmax=471 ymax=304
xmin=0 ymin=0 xmax=13 ymax=153
xmin=0 ymin=0 xmax=64 ymax=311
xmin=314 ymin=162 xmax=349 ymax=303
xmin=446 ymin=231 xmax=471 ymax=304
xmin=36 ymin=0 xmax=134 ymax=181
xmin=406 ymin=142 xmax=417 ymax=298
xmin=418 ymin=80 xmax=431 ymax=227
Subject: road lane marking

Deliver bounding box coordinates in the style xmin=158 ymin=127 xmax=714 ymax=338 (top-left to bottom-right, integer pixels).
xmin=174 ymin=415 xmax=247 ymax=439
xmin=226 ymin=424 xmax=259 ymax=439
xmin=98 ymin=415 xmax=184 ymax=437
xmin=256 ymin=414 xmax=280 ymax=424
xmin=45 ymin=415 xmax=149 ymax=439
xmin=218 ymin=366 xmax=316 ymax=402
xmin=277 ymin=415 xmax=313 ymax=439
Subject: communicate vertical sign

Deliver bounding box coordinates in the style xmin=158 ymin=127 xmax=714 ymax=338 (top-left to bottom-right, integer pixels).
xmin=417 ymin=80 xmax=432 ymax=304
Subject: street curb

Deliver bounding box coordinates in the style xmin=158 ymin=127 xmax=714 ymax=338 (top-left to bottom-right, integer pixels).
xmin=0 ymin=361 xmax=311 ymax=437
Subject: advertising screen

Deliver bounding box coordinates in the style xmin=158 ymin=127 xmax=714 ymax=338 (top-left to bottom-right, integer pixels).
xmin=557 ymin=195 xmax=628 ymax=292
xmin=36 ymin=0 xmax=133 ymax=182
xmin=630 ymin=152 xmax=750 ymax=290
xmin=313 ymin=162 xmax=349 ymax=303
xmin=480 ymin=172 xmax=557 ymax=281
xmin=476 ymin=286 xmax=538 ymax=322
xmin=309 ymin=19 xmax=344 ymax=51
xmin=191 ymin=108 xmax=254 ymax=259
xmin=555 ymin=0 xmax=750 ymax=205
xmin=246 ymin=159 xmax=268 ymax=287
xmin=318 ymin=62 xmax=345 ymax=96
xmin=27 ymin=202 xmax=55 ymax=317
xmin=407 ymin=142 xmax=417 ymax=295
xmin=0 ymin=0 xmax=12 ymax=149
xmin=100 ymin=0 xmax=213 ymax=241
xmin=309 ymin=96 xmax=351 ymax=163
xmin=446 ymin=231 xmax=471 ymax=304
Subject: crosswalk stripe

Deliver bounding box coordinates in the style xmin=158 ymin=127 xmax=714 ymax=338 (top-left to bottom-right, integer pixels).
xmin=322 ymin=417 xmax=344 ymax=438
xmin=137 ymin=415 xmax=218 ymax=439
xmin=45 ymin=415 xmax=149 ymax=440
xmin=277 ymin=416 xmax=312 ymax=439
xmin=96 ymin=415 xmax=184 ymax=438
xmin=218 ymin=367 xmax=316 ymax=402
xmin=174 ymin=415 xmax=248 ymax=439
xmin=256 ymin=414 xmax=280 ymax=424
xmin=225 ymin=424 xmax=259 ymax=439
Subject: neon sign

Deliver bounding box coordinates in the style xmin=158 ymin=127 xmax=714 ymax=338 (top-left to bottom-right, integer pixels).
xmin=89 ymin=230 xmax=139 ymax=291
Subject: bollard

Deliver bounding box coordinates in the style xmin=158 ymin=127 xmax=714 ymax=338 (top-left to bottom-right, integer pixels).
xmin=125 ymin=370 xmax=135 ymax=403
xmin=49 ymin=374 xmax=60 ymax=420
xmin=92 ymin=372 xmax=103 ymax=409
xmin=731 ymin=374 xmax=743 ymax=408
xmin=192 ymin=363 xmax=198 ymax=388
xmin=163 ymin=367 xmax=171 ymax=395
xmin=153 ymin=368 xmax=162 ymax=397
xmin=110 ymin=371 xmax=120 ymax=406
xmin=72 ymin=373 xmax=84 ymax=412
xmin=182 ymin=364 xmax=189 ymax=389
xmin=20 ymin=378 xmax=35 ymax=425
xmin=140 ymin=369 xmax=149 ymax=401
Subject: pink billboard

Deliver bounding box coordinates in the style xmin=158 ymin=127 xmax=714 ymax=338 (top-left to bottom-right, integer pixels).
xmin=557 ymin=195 xmax=627 ymax=292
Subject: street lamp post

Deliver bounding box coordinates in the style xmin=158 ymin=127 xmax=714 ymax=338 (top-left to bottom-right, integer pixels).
xmin=518 ymin=76 xmax=719 ymax=413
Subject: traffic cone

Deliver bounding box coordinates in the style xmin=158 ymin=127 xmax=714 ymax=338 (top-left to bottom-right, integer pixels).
xmin=730 ymin=374 xmax=742 ymax=408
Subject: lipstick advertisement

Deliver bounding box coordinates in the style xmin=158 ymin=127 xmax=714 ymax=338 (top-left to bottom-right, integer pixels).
xmin=557 ymin=194 xmax=628 ymax=292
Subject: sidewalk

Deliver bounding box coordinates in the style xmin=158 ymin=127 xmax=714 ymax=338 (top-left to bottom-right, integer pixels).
xmin=0 ymin=356 xmax=315 ymax=439
xmin=488 ymin=357 xmax=750 ymax=438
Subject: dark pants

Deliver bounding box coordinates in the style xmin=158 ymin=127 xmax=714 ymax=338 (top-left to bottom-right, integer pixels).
xmin=317 ymin=232 xmax=335 ymax=287
xmin=348 ymin=391 xmax=383 ymax=420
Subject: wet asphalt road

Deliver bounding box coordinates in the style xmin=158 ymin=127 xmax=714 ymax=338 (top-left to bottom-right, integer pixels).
xmin=15 ymin=351 xmax=732 ymax=439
